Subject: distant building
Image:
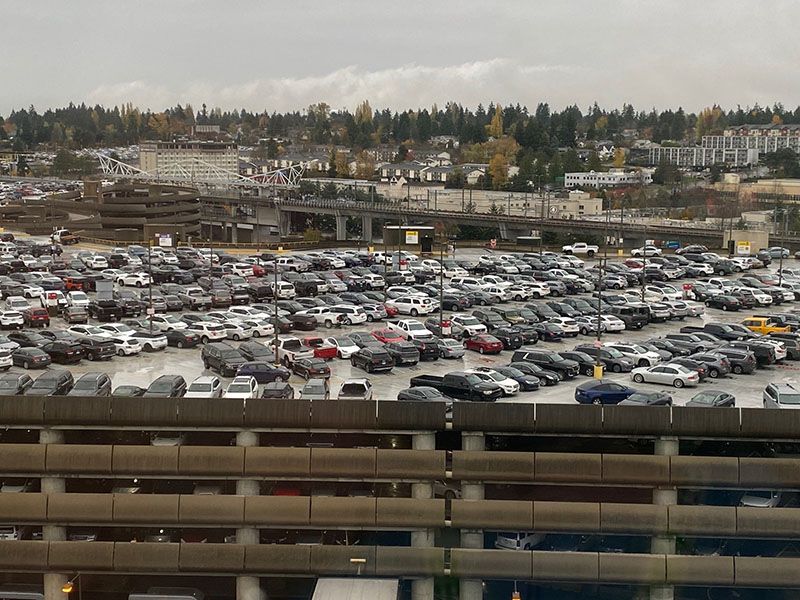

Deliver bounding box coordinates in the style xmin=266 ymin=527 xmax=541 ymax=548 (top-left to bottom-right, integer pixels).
xmin=564 ymin=169 xmax=652 ymax=188
xmin=190 ymin=124 xmax=221 ymax=137
xmin=555 ymin=191 xmax=603 ymax=218
xmin=648 ymin=146 xmax=757 ymax=167
xmin=139 ymin=140 xmax=238 ymax=173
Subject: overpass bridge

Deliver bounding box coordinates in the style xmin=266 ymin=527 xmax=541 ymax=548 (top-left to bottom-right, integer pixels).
xmin=201 ymin=195 xmax=738 ymax=247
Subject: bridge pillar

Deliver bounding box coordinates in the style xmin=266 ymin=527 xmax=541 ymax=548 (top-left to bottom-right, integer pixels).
xmin=460 ymin=432 xmax=485 ymax=600
xmin=236 ymin=431 xmax=265 ymax=600
xmin=361 ymin=215 xmax=373 ymax=243
xmin=275 ymin=208 xmax=290 ymax=237
xmin=498 ymin=221 xmax=508 ymax=240
xmin=651 ymin=436 xmax=678 ymax=600
xmin=336 ymin=214 xmax=348 ymax=241
xmin=411 ymin=433 xmax=436 ymax=600
xmin=40 ymin=429 xmax=67 ymax=600
xmin=230 ymin=224 xmax=239 ymax=244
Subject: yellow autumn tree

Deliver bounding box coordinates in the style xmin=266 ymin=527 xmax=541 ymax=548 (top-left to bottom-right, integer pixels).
xmin=613 ymin=148 xmax=626 ymax=168
xmin=488 ymin=104 xmax=504 ymax=138
xmin=695 ymin=106 xmax=724 ymax=140
xmin=488 ymin=153 xmax=508 ymax=189
xmin=148 ymin=113 xmax=171 ymax=139
xmin=334 ymin=151 xmax=350 ymax=178
xmin=354 ymin=100 xmax=373 ymax=125
xmin=354 ymin=150 xmax=376 ymax=179
xmin=772 ymin=114 xmax=784 ymax=125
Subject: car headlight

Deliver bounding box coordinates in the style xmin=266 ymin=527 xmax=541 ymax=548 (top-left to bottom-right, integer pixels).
xmin=483 ymin=390 xmax=493 ymax=395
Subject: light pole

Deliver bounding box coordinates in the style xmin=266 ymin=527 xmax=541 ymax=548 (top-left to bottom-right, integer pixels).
xmin=273 ymin=259 xmax=280 ymax=364
xmin=595 ymin=207 xmax=610 ymax=376
xmin=148 ymin=239 xmax=153 ymax=335
xmin=438 ymin=225 xmax=445 ymax=331
xmin=641 ymin=224 xmax=648 ymax=303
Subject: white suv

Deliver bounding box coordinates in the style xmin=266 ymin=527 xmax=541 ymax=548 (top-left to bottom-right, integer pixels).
xmin=386 ymin=296 xmax=435 ymax=317
xmin=185 ymin=322 xmax=227 ymax=344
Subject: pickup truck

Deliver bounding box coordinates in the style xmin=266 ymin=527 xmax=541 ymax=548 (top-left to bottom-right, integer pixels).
xmin=273 ymin=336 xmax=315 ymax=366
xmin=178 ymin=286 xmax=213 ymax=311
xmin=679 ymin=323 xmax=746 ymax=341
xmin=87 ymin=300 xmax=122 ymax=322
xmin=50 ymin=229 xmax=80 ymax=245
xmin=410 ymin=371 xmax=502 ymax=402
xmin=740 ymin=317 xmax=791 ymax=335
xmin=387 ymin=319 xmax=435 ymax=341
xmin=561 ymin=242 xmax=598 ymax=257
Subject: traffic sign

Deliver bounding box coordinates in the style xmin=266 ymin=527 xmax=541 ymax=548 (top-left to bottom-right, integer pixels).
xmin=146 ymin=308 xmax=155 ymax=315
xmin=490 ymin=238 xmax=497 ymax=249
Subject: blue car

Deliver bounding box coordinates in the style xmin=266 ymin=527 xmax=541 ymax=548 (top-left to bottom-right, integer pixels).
xmin=236 ymin=361 xmax=290 ymax=383
xmin=574 ymin=379 xmax=636 ymax=405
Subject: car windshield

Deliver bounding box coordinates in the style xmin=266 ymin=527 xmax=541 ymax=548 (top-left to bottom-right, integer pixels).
xmin=227 ymin=384 xmax=252 ymax=393
xmin=0 ymin=380 xmax=19 ymax=390
xmin=779 ymin=393 xmax=800 ymax=405
xmin=148 ymin=380 xmax=174 ymax=393
xmin=333 ymin=337 xmax=354 ymax=346
xmin=408 ymin=323 xmax=425 ymax=330
xmin=690 ymin=392 xmax=719 ymax=405
xmin=482 ymin=371 xmax=505 ymax=382
xmin=464 ymin=374 xmax=482 ymax=385
xmin=219 ymin=349 xmax=242 ymax=359
xmin=188 ymin=383 xmax=212 ymax=392
xmin=73 ymin=380 xmax=97 ymax=390
xmin=459 ymin=317 xmax=480 ymax=326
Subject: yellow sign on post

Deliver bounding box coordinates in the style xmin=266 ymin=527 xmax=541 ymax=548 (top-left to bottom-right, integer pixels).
xmin=405 ymin=231 xmax=419 ymax=244
xmin=368 ymin=246 xmax=374 ymax=253
xmin=737 ymin=241 xmax=751 ymax=255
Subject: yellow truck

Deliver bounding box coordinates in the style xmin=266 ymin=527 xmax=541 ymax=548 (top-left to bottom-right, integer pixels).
xmin=741 ymin=317 xmax=791 ymax=335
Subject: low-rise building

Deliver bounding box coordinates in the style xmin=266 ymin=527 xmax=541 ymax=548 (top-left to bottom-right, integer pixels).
xmin=564 ymin=169 xmax=652 ymax=188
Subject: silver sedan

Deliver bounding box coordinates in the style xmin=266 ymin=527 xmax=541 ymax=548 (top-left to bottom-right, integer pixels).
xmin=631 ymin=364 xmax=699 ymax=388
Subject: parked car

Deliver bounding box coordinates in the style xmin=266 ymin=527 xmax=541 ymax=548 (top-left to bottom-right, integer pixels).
xmin=68 ymin=372 xmax=112 ymax=396
xmin=686 ymin=390 xmax=736 ymax=407
xmin=11 ymin=347 xmax=51 ymax=369
xmin=631 ymin=364 xmax=699 ymax=388
xmin=292 ymin=357 xmax=331 ymax=379
xmin=574 ymin=379 xmax=637 ymax=405
xmin=24 ymin=369 xmax=74 ymax=395
xmin=143 ymin=374 xmax=187 ymax=397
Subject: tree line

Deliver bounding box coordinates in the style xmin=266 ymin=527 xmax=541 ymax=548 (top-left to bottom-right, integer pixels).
xmin=3 ymin=100 xmax=800 ymax=153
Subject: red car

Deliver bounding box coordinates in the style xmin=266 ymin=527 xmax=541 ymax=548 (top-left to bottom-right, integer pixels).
xmin=463 ymin=334 xmax=504 ymax=355
xmin=302 ymin=337 xmax=337 ymax=359
xmin=624 ymin=258 xmax=644 ymax=269
xmin=371 ymin=328 xmax=404 ymax=344
xmin=252 ymin=265 xmax=266 ymax=277
xmin=23 ymin=308 xmax=50 ymax=328
xmin=62 ymin=277 xmax=84 ymax=291
xmin=383 ymin=304 xmax=400 ymax=317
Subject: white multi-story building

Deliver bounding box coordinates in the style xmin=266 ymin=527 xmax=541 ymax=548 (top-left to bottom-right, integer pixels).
xmin=564 ymin=169 xmax=652 ymax=188
xmin=648 ymin=146 xmax=757 ymax=167
xmin=139 ymin=141 xmax=239 ymax=174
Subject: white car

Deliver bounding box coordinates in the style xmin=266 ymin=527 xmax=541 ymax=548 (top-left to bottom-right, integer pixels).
xmin=631 ymin=364 xmax=699 ymax=388
xmin=442 ymin=264 xmax=469 ymax=278
xmin=185 ymin=375 xmax=223 ymax=398
xmin=109 ymin=337 xmax=142 ymax=356
xmin=605 ymin=342 xmax=662 ymax=367
xmin=495 ymin=531 xmax=545 ymax=551
xmin=682 ymin=301 xmax=705 ymax=317
xmin=450 ymin=314 xmax=488 ymax=337
xmin=20 ymin=284 xmax=44 ymax=299
xmin=385 ymin=296 xmax=435 ymax=316
xmin=4 ymin=296 xmax=29 ymax=311
xmin=329 ymin=304 xmax=368 ymax=325
xmin=631 ymin=246 xmax=663 ymax=257
xmin=420 ymin=259 xmax=442 ymax=273
xmin=100 ymin=268 xmax=125 ymax=281
xmin=599 ymin=315 xmax=626 ymax=331
xmin=386 ymin=285 xmax=426 ymax=298
xmin=0 ymin=311 xmax=24 ymax=329
xmin=646 ymin=285 xmax=681 ymax=301
xmin=228 ymin=306 xmax=269 ymax=320
xmin=149 ymin=314 xmax=188 ymax=332
xmin=469 ymin=368 xmax=519 ymax=396
xmin=482 ymin=286 xmax=508 ymax=301
xmin=241 ymin=320 xmax=274 ymax=338
xmin=224 ymin=376 xmax=259 ymax=399
xmin=504 ymin=286 xmax=532 ymax=301
xmin=296 ymin=307 xmax=340 ymax=329
xmin=68 ymin=325 xmax=112 ymax=339
xmin=230 ymin=263 xmax=255 ymax=277
xmin=116 ymin=272 xmax=151 ymax=287
xmin=82 ymin=255 xmax=108 ymax=269
xmin=66 ymin=291 xmax=90 ymax=308
xmin=219 ymin=321 xmax=254 ymax=341
xmin=549 ymin=317 xmax=579 ymax=337
xmin=325 ymin=335 xmax=360 ymax=359
xmin=98 ymin=323 xmax=138 ymax=338
xmin=185 ymin=322 xmax=227 ymax=343
xmin=362 ymin=273 xmax=386 ymax=289
xmin=524 ymin=282 xmax=550 ymax=298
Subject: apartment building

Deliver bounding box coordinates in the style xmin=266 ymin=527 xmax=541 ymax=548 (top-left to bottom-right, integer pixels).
xmin=139 ymin=140 xmax=239 ymax=173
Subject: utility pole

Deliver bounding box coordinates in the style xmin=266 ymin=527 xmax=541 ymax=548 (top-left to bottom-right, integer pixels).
xmin=641 ymin=224 xmax=648 ymax=303
xmin=439 ymin=226 xmax=445 ymax=332
xmin=273 ymin=259 xmax=280 ymax=364
xmin=595 ymin=207 xmax=610 ymax=376
xmin=148 ymin=239 xmax=153 ymax=335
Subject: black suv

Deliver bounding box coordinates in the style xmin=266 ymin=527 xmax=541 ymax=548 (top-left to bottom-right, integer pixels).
xmin=511 ymin=348 xmax=580 ymax=380
xmin=68 ymin=372 xmax=112 ymax=396
xmin=572 ymin=346 xmax=635 ymax=374
xmin=143 ymin=374 xmax=187 ymax=397
xmin=24 ymin=369 xmax=74 ymax=395
xmin=79 ymin=336 xmax=116 ymax=361
xmin=88 ymin=300 xmax=122 ymax=322
xmin=384 ymin=341 xmax=420 ymax=366
xmin=201 ymin=342 xmax=246 ymax=376
xmin=351 ymin=346 xmax=394 ymax=373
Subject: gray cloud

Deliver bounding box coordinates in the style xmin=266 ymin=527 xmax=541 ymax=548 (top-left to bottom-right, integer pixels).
xmin=2 ymin=0 xmax=800 ymax=115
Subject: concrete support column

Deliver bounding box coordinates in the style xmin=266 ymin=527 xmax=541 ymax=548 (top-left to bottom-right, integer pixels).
xmin=411 ymin=433 xmax=435 ymax=600
xmin=276 ymin=208 xmax=290 ymax=237
xmin=40 ymin=429 xmax=67 ymax=600
xmin=231 ymin=224 xmax=239 ymax=244
xmin=235 ymin=431 xmax=264 ymax=600
xmin=460 ymin=433 xmax=485 ymax=600
xmin=361 ymin=216 xmax=373 ymax=242
xmin=651 ymin=436 xmax=679 ymax=600
xmin=335 ymin=214 xmax=348 ymax=241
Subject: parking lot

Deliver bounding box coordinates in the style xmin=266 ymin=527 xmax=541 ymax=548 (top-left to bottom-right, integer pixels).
xmin=1 ymin=234 xmax=797 ymax=410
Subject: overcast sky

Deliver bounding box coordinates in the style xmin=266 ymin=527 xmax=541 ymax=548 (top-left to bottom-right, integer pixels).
xmin=2 ymin=0 xmax=798 ymax=116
